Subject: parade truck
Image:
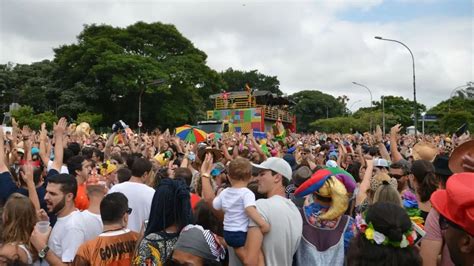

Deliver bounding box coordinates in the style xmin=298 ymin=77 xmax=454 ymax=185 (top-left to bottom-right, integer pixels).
xmin=197 ymin=88 xmax=296 ymax=134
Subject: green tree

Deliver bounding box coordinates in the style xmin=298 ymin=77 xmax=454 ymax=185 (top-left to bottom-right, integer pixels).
xmin=366 ymin=96 xmax=426 ymax=128
xmin=425 ymin=97 xmax=474 ymax=133
xmin=11 ymin=106 xmax=57 ymax=129
xmin=220 ymin=68 xmax=282 ymax=95
xmin=289 ymin=90 xmax=346 ymax=132
xmin=77 ymin=111 xmax=103 ymax=129
xmin=0 ymin=61 xmax=58 ymax=115
xmin=311 ymin=111 xmax=398 ymax=133
xmin=439 ymin=111 xmax=473 ymax=133
xmin=53 ymin=21 xmax=226 ymax=129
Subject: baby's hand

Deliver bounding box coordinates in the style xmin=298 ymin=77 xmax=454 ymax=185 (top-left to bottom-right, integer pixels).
xmin=260 ymin=222 xmax=271 ymax=234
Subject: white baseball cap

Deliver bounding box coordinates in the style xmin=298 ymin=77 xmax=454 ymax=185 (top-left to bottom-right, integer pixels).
xmin=251 ymin=157 xmax=292 ymax=180
xmin=374 ymin=158 xmax=390 ymax=168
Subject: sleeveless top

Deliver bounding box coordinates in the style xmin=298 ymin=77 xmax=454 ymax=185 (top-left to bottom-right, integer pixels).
xmin=17 ymin=244 xmax=33 ymax=265
xmin=294 ymin=210 xmax=350 ymax=266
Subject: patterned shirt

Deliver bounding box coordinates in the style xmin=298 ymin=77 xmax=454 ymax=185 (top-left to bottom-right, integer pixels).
xmin=133 ymin=231 xmax=178 ymax=266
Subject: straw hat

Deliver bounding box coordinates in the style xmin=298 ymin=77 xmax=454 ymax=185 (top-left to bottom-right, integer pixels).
xmin=412 ymin=142 xmax=438 ymax=162
xmin=449 ymin=140 xmax=474 ymax=173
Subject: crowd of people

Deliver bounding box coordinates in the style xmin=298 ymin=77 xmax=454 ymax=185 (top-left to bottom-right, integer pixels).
xmin=0 ymin=117 xmax=473 ymax=266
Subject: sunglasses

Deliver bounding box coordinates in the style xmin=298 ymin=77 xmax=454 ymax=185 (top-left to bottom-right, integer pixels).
xmin=126 ymin=208 xmax=133 ymax=215
xmin=389 ymin=173 xmax=404 ymax=180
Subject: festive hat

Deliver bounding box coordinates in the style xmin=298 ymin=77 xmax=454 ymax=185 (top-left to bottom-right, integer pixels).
xmin=294 ymin=167 xmax=356 ymax=197
xmin=294 ymin=169 xmax=332 ymax=197
xmin=294 ymin=167 xmax=355 ymax=220
xmin=431 ymin=172 xmax=474 ymax=236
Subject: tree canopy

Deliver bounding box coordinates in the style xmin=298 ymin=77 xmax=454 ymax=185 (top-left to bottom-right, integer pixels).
xmin=289 ymin=90 xmax=346 ymax=132
xmin=51 ymin=21 xmax=226 ymax=129
xmin=220 ymin=68 xmax=282 ymax=95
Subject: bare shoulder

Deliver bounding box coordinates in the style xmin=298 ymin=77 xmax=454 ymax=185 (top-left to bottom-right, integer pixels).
xmin=0 ymin=243 xmax=29 ymax=264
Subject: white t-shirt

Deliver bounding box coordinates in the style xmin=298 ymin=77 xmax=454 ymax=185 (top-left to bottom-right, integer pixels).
xmin=80 ymin=210 xmax=103 ymax=241
xmin=213 ymin=187 xmax=256 ymax=232
xmin=229 ymin=195 xmax=303 ymax=266
xmin=108 ymin=181 xmax=155 ymax=233
xmin=47 ymin=160 xmax=69 ymax=174
xmin=48 ymin=210 xmax=85 ymax=262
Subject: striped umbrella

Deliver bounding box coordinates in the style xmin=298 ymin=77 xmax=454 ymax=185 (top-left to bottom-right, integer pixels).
xmin=208 ymin=132 xmax=222 ymax=141
xmin=176 ymin=125 xmax=207 ymax=143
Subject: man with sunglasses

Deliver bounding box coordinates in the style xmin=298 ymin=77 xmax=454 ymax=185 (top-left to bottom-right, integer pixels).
xmin=431 ymin=172 xmax=474 ymax=266
xmin=73 ymin=192 xmax=139 ymax=265
xmin=389 ymin=161 xmax=411 ymax=194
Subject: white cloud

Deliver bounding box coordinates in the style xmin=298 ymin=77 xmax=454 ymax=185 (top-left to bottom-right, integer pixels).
xmin=0 ymin=0 xmax=471 ymax=111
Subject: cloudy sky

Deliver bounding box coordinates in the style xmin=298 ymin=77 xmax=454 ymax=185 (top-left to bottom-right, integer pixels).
xmin=1 ymin=0 xmax=472 ymax=110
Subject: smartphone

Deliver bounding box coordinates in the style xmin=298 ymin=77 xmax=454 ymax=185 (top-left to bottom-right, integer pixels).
xmin=413 ymin=222 xmax=426 ymax=245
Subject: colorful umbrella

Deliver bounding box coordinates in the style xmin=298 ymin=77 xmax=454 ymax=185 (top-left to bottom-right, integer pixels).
xmin=176 ymin=125 xmax=207 ymax=143
xmin=208 ymin=132 xmax=222 ymax=141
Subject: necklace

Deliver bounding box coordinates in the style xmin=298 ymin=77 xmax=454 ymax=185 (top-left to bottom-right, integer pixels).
xmin=102 ymin=227 xmax=125 ymax=233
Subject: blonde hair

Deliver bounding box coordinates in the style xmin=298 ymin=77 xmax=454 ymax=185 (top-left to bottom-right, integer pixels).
xmin=373 ymin=182 xmax=402 ymax=206
xmin=2 ymin=193 xmax=37 ymax=255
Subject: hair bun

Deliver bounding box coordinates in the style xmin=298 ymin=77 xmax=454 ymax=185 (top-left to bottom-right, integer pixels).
xmin=386 ymin=227 xmax=403 ymax=242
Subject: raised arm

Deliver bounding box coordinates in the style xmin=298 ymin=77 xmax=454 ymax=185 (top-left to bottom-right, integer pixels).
xmin=51 ymin=117 xmax=67 ymax=173
xmin=22 ymin=126 xmax=33 ymax=162
xmin=375 ymin=125 xmax=390 ymax=161
xmin=200 ymin=153 xmax=224 ymax=220
xmin=249 ymin=133 xmax=268 ymax=161
xmin=390 ymin=124 xmax=404 ymax=163
xmin=221 ymin=140 xmax=233 ymax=162
xmin=21 ymin=161 xmax=40 ymax=210
xmin=337 ymin=142 xmax=346 ymax=167
xmin=104 ymin=132 xmax=116 ymax=160
xmin=39 ymin=123 xmax=50 ymax=166
xmin=356 ymin=155 xmax=373 ymax=207
xmin=0 ymin=126 xmax=9 ymax=173
xmin=200 ymin=153 xmax=216 ymax=203
xmin=8 ymin=118 xmax=20 ymax=166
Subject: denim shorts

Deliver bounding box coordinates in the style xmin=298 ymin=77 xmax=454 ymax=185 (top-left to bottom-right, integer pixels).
xmin=224 ymin=230 xmax=247 ymax=248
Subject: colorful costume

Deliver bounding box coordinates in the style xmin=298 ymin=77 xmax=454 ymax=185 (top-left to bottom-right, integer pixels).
xmin=293 ymin=168 xmax=356 ymax=266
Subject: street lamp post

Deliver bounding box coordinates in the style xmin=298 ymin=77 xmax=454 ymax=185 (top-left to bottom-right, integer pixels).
xmin=382 ymin=96 xmax=385 ymax=135
xmin=138 ymin=79 xmax=166 ymax=134
xmin=375 ymin=36 xmax=417 ymax=135
xmin=352 ymin=82 xmax=373 ymax=131
xmin=421 ymin=112 xmax=426 ymax=135
xmin=349 ymin=100 xmax=362 ymax=116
